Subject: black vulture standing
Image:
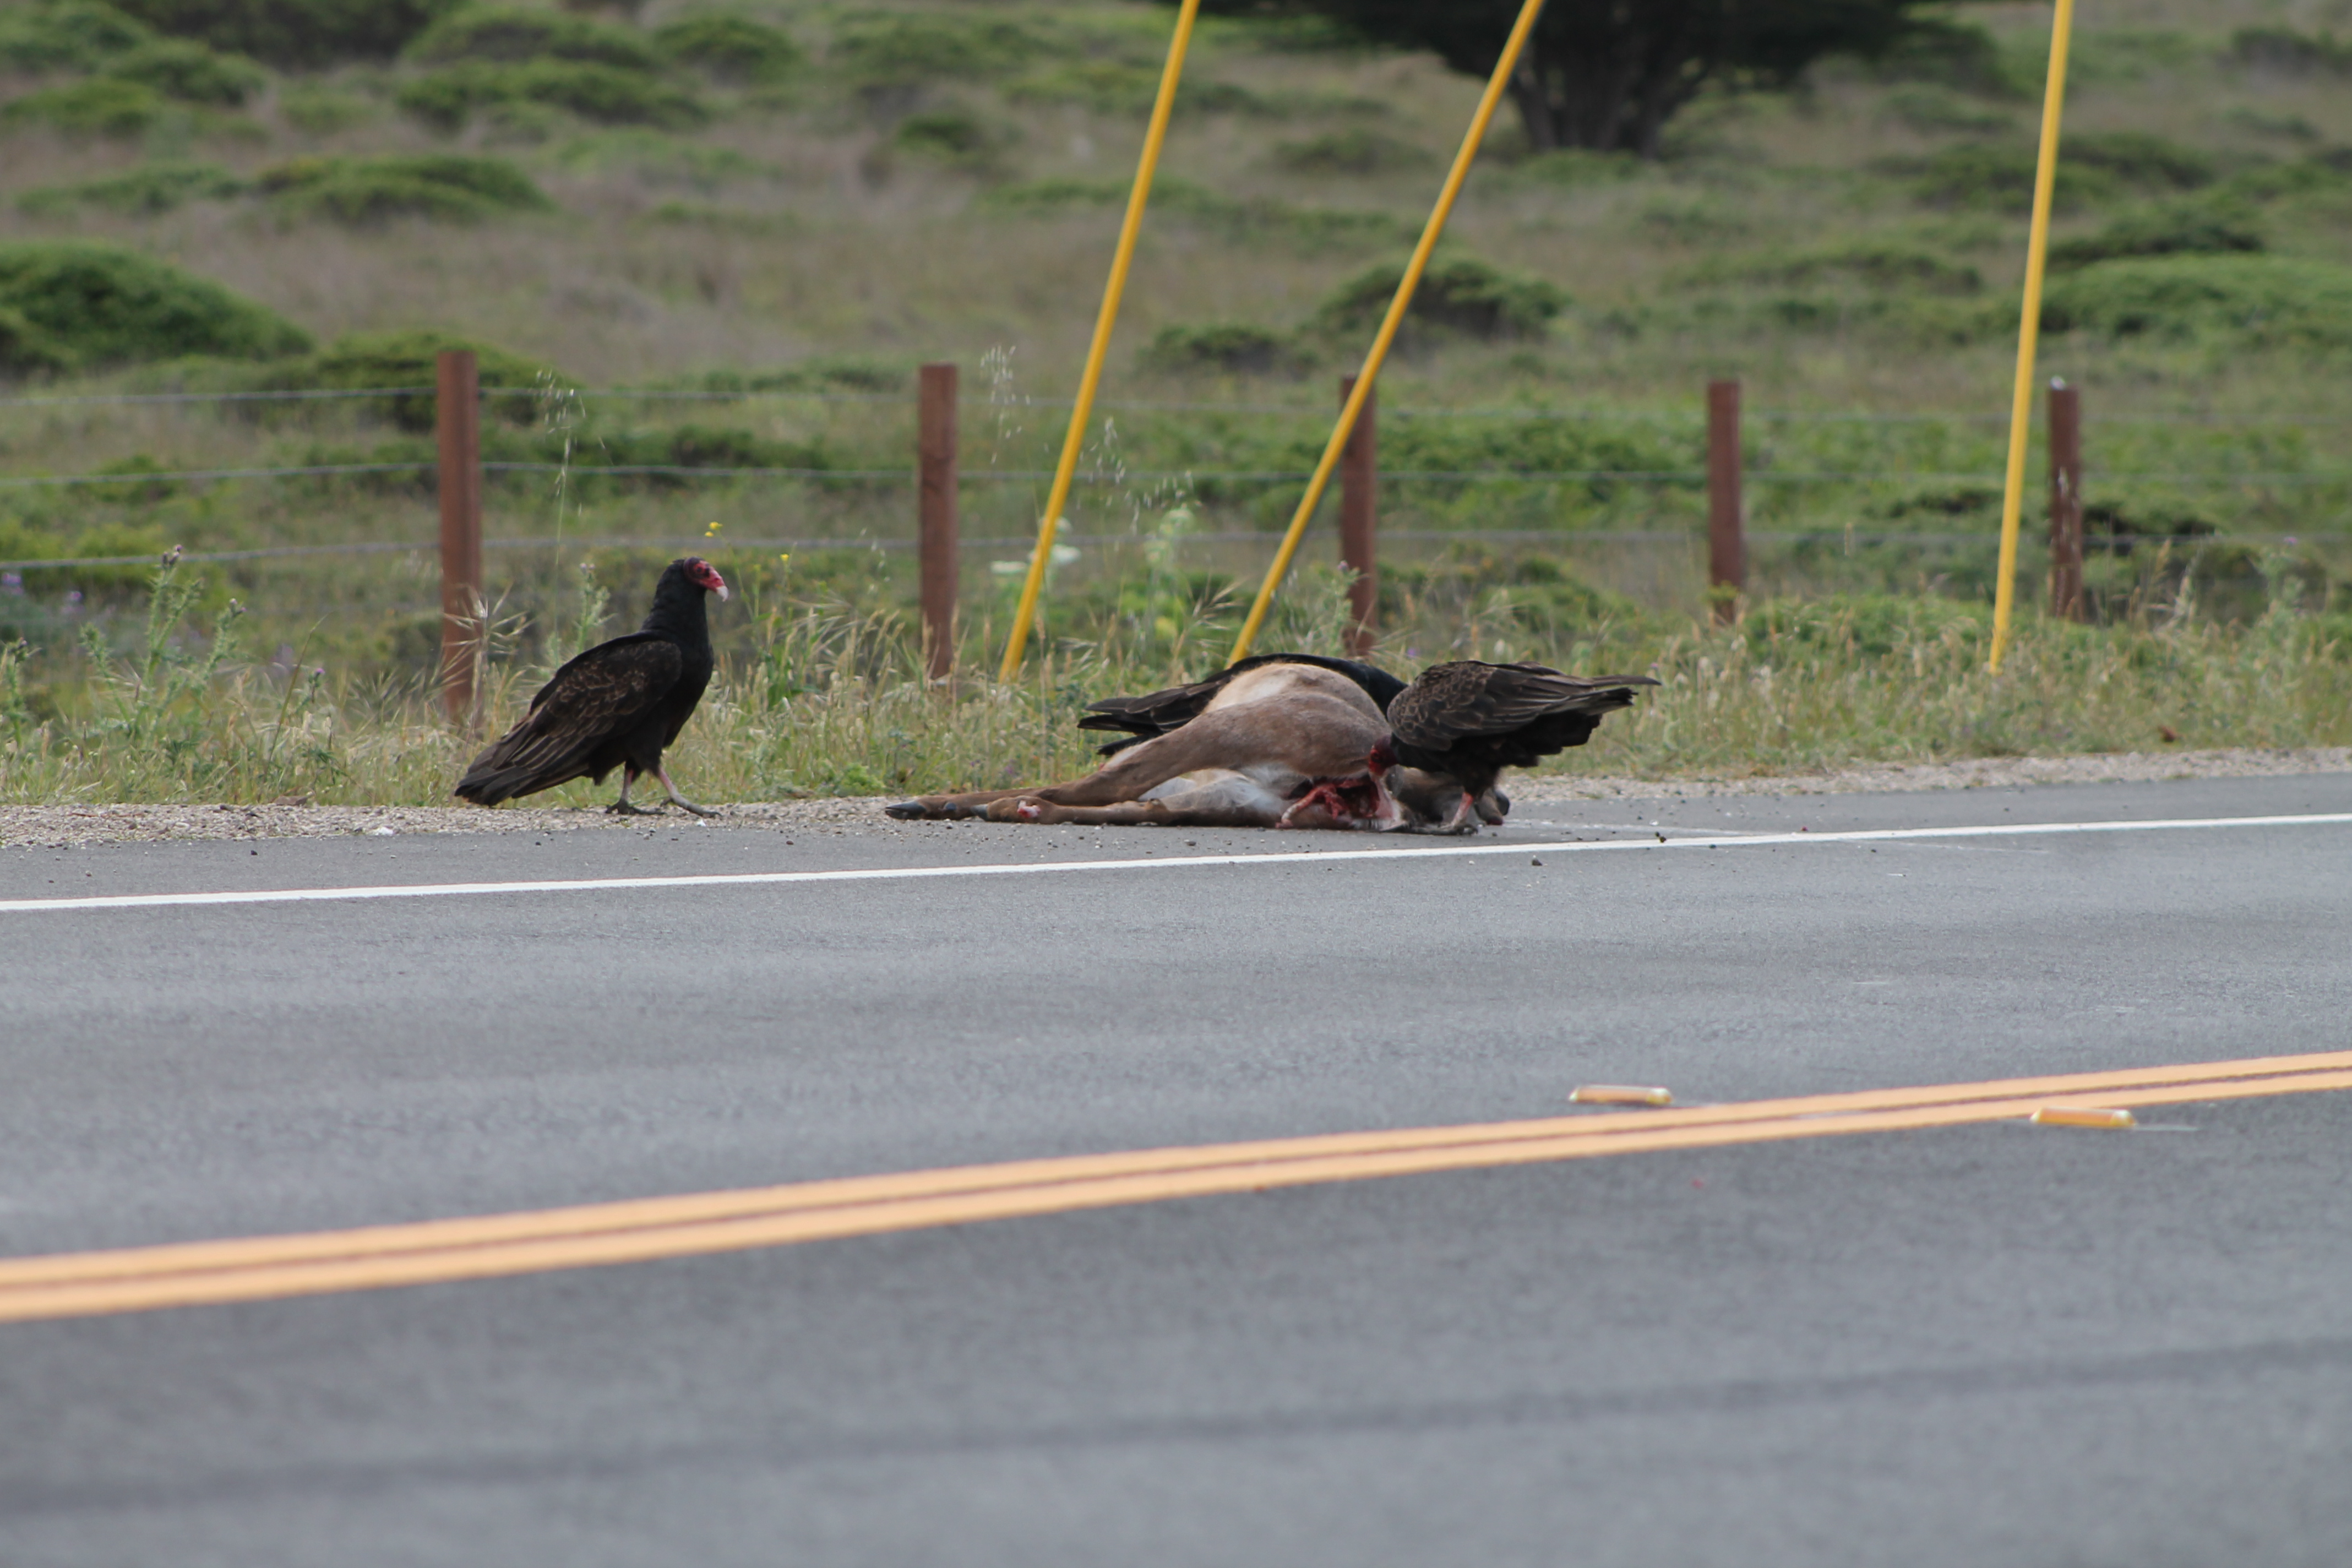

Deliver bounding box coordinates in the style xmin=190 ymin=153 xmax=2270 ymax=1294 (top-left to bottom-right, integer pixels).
xmin=455 ymin=556 xmax=729 ymax=815
xmin=1374 ymin=660 xmax=1659 ymax=831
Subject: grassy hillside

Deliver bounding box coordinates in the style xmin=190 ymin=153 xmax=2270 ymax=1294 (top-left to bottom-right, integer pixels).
xmin=0 ymin=0 xmax=2348 ymax=803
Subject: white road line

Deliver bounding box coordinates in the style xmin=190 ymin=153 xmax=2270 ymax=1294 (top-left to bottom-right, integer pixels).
xmin=2 ymin=812 xmax=2348 ymax=914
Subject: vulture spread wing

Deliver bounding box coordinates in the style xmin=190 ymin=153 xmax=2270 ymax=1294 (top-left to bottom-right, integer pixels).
xmin=455 ymin=635 xmax=684 ymax=804
xmin=1079 ymin=654 xmax=1405 ymax=756
xmin=1390 ymin=661 xmax=1656 ymax=749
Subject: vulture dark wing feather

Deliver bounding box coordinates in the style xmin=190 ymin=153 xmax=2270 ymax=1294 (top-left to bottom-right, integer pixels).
xmin=1080 ymin=654 xmax=1406 ymax=756
xmin=1384 ymin=660 xmax=1660 ymax=821
xmin=455 ymin=638 xmax=682 ymax=805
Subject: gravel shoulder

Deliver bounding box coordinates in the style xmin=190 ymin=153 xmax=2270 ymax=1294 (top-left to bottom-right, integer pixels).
xmin=4 ymin=746 xmax=2345 ymax=849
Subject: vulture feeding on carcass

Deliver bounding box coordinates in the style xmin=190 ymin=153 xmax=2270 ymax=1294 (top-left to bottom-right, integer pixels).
xmin=1077 ymin=652 xmax=1405 ymax=756
xmin=1374 ymin=660 xmax=1660 ymax=832
xmin=454 ymin=556 xmax=728 ymax=815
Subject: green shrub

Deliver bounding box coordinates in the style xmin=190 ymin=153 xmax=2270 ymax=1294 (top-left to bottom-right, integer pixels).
xmin=0 ymin=77 xmax=168 ymax=137
xmin=1140 ymin=323 xmax=1304 ymax=377
xmin=548 ymin=130 xmax=770 ymax=189
xmin=105 ymin=38 xmax=267 ymax=105
xmin=982 ymin=177 xmax=1400 ymax=251
xmin=1885 ymin=141 xmax=2119 ymax=210
xmin=1864 ymin=18 xmax=2020 ymax=97
xmin=276 ymin=82 xmax=372 ymax=133
xmin=2047 ymin=200 xmax=2264 ymax=271
xmin=1314 ymin=256 xmax=1566 ymax=342
xmin=1718 ymin=243 xmax=1981 ymax=295
xmin=1272 ymin=128 xmax=1433 ymax=176
xmin=889 ymin=108 xmax=1014 ymax=170
xmin=2066 ymin=131 xmax=2219 ymax=191
xmin=0 ymin=242 xmax=310 ymax=372
xmin=2230 ymin=26 xmax=2352 ymax=75
xmin=404 ymin=6 xmax=661 ymax=70
xmin=17 ymin=161 xmax=246 ymax=216
xmin=1504 ymin=149 xmax=1643 ymax=187
xmin=108 ymin=0 xmax=460 ymax=67
xmin=0 ymin=2 xmax=152 ymax=73
xmin=257 ymin=153 xmax=553 ymax=225
xmin=1003 ymin=60 xmax=1159 ymax=113
xmin=398 ymin=59 xmax=706 ymax=131
xmin=1881 ymin=86 xmax=2013 ymax=135
xmin=267 ymin=328 xmax=552 ymax=432
xmin=654 ymin=15 xmax=802 ymax=85
xmin=0 ymin=306 xmax=75 ymax=376
xmin=2041 ymin=255 xmax=2352 ymax=346
xmin=591 ymin=424 xmax=830 ymax=486
xmin=827 ymin=13 xmax=1037 ymax=90
xmin=1742 ymin=595 xmax=1988 ymax=660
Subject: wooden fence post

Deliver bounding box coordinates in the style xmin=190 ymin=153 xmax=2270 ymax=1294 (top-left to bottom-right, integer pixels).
xmin=2048 ymin=377 xmax=2084 ymax=623
xmin=918 ymin=363 xmax=959 ymax=680
xmin=1338 ymin=372 xmax=1377 ymax=656
xmin=435 ymin=349 xmax=482 ymax=726
xmin=1707 ymin=378 xmax=1744 ymax=625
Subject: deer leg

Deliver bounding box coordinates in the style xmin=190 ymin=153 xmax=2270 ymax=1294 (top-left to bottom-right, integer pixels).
xmin=986 ymin=797 xmax=1283 ymax=829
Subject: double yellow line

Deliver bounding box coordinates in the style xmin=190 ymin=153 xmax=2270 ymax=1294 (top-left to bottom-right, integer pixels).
xmin=6 ymin=1050 xmax=2348 ymax=1325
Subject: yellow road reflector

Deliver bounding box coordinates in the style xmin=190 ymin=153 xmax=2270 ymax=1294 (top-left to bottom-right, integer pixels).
xmin=1571 ymin=1085 xmax=1674 ymax=1107
xmin=2030 ymin=1106 xmax=2136 ymax=1129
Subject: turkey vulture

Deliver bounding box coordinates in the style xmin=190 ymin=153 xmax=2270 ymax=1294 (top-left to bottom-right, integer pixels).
xmin=1374 ymin=660 xmax=1659 ymax=831
xmin=454 ymin=556 xmax=728 ymax=815
xmin=1078 ymin=652 xmax=1405 ymax=756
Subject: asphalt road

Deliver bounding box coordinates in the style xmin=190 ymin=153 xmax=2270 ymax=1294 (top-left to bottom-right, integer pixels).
xmin=3 ymin=773 xmax=2350 ymax=1566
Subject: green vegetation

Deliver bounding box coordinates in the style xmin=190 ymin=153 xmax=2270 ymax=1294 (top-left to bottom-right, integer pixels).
xmin=1141 ymin=322 xmax=1304 ymax=377
xmin=2041 ymin=255 xmax=2352 ymax=347
xmin=1315 ymin=256 xmax=1567 ymax=341
xmin=0 ymin=242 xmax=309 ymax=371
xmin=653 ymin=17 xmax=802 ymax=86
xmin=1 ymin=77 xmax=168 ymax=137
xmin=257 ymin=153 xmax=552 ymax=225
xmin=397 ymin=58 xmax=708 ymax=132
xmin=105 ymin=37 xmax=266 ymax=105
xmin=17 ymin=161 xmax=245 ymax=216
xmin=108 ymin=0 xmax=461 ymax=67
xmin=254 ymin=329 xmax=551 ymax=432
xmin=0 ymin=2 xmax=153 ymax=73
xmin=0 ymin=0 xmax=2346 ymax=803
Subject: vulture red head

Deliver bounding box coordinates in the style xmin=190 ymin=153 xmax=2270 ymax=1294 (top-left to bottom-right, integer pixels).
xmin=684 ymin=557 xmax=730 ymax=600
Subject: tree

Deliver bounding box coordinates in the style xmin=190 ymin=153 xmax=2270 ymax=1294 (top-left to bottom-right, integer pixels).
xmin=1193 ymin=1 xmax=1949 ymax=157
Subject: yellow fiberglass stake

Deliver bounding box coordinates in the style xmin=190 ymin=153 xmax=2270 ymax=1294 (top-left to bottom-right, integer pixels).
xmin=1228 ymin=0 xmax=1550 ymax=667
xmin=1989 ymin=0 xmax=2077 ymax=675
xmin=998 ymin=0 xmax=1201 ymax=680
